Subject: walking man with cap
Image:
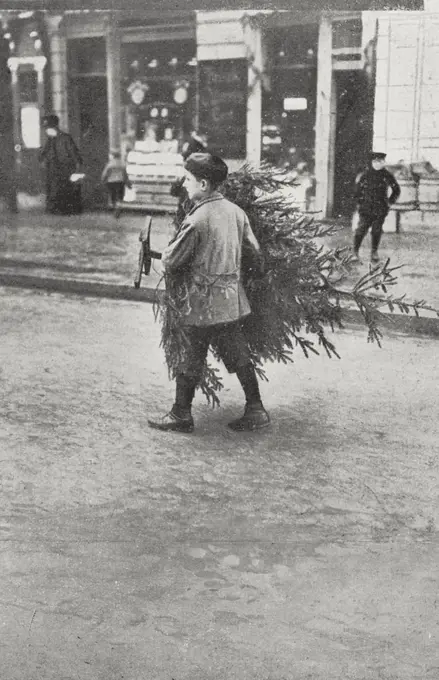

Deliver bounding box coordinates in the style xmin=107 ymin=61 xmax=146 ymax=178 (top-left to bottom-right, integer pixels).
xmin=353 ymin=152 xmax=401 ymax=263
xmin=39 ymin=114 xmax=83 ymax=215
xmin=148 ymin=152 xmax=270 ymax=433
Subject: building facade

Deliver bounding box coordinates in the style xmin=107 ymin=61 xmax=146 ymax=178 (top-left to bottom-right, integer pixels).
xmin=0 ymin=6 xmax=437 ymax=216
xmin=371 ymin=9 xmax=439 ymax=169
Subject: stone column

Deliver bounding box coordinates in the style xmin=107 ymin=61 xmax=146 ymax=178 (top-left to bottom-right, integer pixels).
xmin=34 ymin=56 xmax=48 ymax=145
xmin=46 ymin=14 xmax=68 ymax=129
xmin=244 ymin=16 xmax=263 ymax=167
xmin=105 ymin=11 xmax=122 ymax=154
xmin=314 ymin=14 xmax=333 ymax=218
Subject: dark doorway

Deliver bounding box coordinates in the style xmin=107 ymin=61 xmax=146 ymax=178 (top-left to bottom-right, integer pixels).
xmin=68 ymin=37 xmax=108 ymax=211
xmin=332 ymin=69 xmax=374 ymax=217
xmin=71 ymin=76 xmax=108 ymax=211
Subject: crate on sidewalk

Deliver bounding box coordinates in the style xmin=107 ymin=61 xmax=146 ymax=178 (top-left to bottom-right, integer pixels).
xmin=119 ymin=147 xmax=184 ymax=214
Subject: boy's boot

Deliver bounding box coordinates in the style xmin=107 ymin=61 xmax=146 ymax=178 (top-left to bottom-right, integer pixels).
xmin=148 ymin=376 xmax=195 ymax=433
xmin=228 ymin=364 xmax=270 ymax=431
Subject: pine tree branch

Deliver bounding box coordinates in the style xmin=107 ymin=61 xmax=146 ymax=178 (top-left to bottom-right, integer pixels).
xmin=156 ymin=163 xmax=439 ymax=406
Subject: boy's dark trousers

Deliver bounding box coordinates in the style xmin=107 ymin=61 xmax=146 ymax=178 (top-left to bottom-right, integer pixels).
xmin=107 ymin=182 xmax=125 ymax=206
xmin=354 ymin=211 xmax=387 ymax=254
xmin=174 ymin=320 xmax=261 ymax=416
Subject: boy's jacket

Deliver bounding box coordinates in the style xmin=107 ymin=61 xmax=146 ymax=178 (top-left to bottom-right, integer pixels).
xmin=162 ymin=192 xmax=262 ymax=327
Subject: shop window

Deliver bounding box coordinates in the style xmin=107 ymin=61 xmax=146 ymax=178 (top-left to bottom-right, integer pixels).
xmin=266 ymin=24 xmax=318 ymax=70
xmin=198 ymin=59 xmax=247 ymax=159
xmin=121 ymin=39 xmax=197 ymax=153
xmin=263 ymin=25 xmax=319 ymax=172
xmin=122 ymin=39 xmax=196 ymax=80
xmin=68 ymin=37 xmax=106 ymax=75
xmin=332 ymin=19 xmax=362 ymax=50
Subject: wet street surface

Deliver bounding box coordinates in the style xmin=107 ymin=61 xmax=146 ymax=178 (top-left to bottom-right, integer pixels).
xmin=1 ymin=209 xmax=439 ymax=310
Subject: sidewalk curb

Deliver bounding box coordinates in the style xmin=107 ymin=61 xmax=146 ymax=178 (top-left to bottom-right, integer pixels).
xmin=1 ymin=272 xmax=439 ymax=339
xmin=0 ymin=273 xmax=162 ymax=304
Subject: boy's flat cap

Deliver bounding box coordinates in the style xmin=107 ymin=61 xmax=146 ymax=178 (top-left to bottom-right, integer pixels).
xmin=185 ymin=153 xmax=228 ymax=185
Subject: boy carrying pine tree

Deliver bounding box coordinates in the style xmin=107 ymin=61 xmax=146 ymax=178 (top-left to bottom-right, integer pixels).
xmin=148 ymin=152 xmax=270 ymax=433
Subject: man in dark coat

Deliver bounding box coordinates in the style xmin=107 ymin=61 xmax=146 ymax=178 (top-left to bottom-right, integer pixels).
xmin=353 ymin=151 xmax=401 ymax=262
xmin=39 ymin=114 xmax=83 ymax=215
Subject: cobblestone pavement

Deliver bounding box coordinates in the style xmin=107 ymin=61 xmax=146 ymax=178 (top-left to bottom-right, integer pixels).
xmin=1 ymin=208 xmax=439 ymax=310
xmin=0 ymin=287 xmax=438 ymax=679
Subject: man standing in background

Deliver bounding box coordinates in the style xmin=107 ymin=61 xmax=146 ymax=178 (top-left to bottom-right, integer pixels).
xmin=353 ymin=151 xmax=400 ymax=263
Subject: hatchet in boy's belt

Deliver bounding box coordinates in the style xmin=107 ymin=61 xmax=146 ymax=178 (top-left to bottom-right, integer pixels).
xmin=134 ymin=215 xmax=162 ymax=289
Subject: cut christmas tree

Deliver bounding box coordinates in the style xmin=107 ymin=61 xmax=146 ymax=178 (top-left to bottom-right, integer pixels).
xmin=155 ymin=164 xmax=438 ymax=407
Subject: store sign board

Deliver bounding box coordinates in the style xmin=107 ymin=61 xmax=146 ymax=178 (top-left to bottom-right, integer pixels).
xmin=198 ymin=59 xmax=247 ymax=159
xmin=284 ymin=97 xmax=308 ymax=111
xmin=21 ymin=104 xmax=40 ymax=149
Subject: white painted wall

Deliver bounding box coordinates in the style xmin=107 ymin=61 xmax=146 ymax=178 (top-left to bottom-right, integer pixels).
xmin=372 ymin=10 xmax=439 ymax=169
xmin=424 ymin=0 xmax=439 ymax=10
xmin=418 ymin=13 xmax=439 ymax=168
xmin=373 ymin=12 xmax=422 ymax=164
xmin=196 ymin=11 xmax=247 ymax=61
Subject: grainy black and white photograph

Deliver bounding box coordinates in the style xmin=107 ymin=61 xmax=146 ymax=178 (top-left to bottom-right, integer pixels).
xmin=0 ymin=0 xmax=438 ymax=677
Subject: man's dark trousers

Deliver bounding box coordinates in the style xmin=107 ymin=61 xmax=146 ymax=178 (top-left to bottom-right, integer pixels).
xmin=354 ymin=212 xmax=387 ymax=254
